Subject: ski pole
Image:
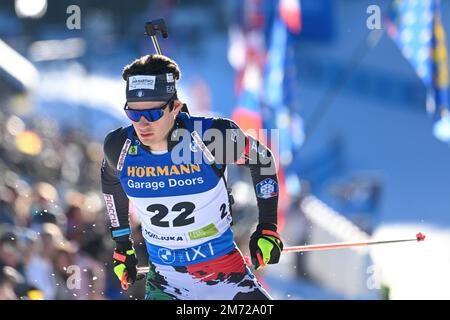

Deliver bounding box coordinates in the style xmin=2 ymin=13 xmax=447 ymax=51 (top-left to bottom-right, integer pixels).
xmin=282 ymin=232 xmax=426 ymax=253
xmin=133 ymin=233 xmax=426 ymax=276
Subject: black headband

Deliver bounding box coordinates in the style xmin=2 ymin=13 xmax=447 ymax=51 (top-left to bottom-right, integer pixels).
xmin=126 ymin=73 xmax=177 ymax=102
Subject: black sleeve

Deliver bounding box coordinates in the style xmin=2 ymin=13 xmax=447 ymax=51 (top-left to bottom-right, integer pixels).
xmin=100 ymin=127 xmax=132 ymax=242
xmin=207 ymin=118 xmax=279 ymax=227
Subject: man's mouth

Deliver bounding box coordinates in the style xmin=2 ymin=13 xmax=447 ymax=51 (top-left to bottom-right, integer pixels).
xmin=139 ymin=132 xmax=154 ymax=138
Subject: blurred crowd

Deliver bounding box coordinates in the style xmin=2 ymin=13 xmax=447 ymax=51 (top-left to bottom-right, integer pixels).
xmin=0 ymin=106 xmax=151 ymax=300
xmin=0 ymin=103 xmax=274 ymax=300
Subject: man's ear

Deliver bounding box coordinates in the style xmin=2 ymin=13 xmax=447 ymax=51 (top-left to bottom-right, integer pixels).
xmin=172 ymin=100 xmax=184 ymax=116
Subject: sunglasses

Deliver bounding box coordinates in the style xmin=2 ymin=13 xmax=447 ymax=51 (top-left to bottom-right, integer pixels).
xmin=124 ymin=97 xmax=175 ymax=123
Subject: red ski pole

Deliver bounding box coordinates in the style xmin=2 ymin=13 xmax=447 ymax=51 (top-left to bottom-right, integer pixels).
xmin=283 ymin=232 xmax=426 ymax=253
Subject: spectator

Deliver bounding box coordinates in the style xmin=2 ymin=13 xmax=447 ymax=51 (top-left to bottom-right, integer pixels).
xmin=0 ymin=230 xmax=22 ymax=270
xmin=25 ymin=223 xmax=61 ymax=299
xmin=0 ymin=266 xmax=19 ymax=300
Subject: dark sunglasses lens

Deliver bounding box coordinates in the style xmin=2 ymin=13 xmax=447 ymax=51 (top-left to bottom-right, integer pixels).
xmin=124 ymin=109 xmax=164 ymax=122
xmin=142 ymin=109 xmax=164 ymax=122
xmin=124 ymin=109 xmax=142 ymax=122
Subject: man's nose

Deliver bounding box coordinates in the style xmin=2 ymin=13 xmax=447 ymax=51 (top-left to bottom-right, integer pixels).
xmin=136 ymin=116 xmax=153 ymax=127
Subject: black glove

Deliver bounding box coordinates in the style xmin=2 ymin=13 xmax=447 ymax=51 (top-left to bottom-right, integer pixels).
xmin=113 ymin=240 xmax=138 ymax=289
xmin=249 ymin=222 xmax=283 ymax=270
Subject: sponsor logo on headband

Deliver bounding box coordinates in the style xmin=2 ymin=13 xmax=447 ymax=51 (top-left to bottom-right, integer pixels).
xmin=166 ymin=73 xmax=174 ymax=83
xmin=128 ymin=75 xmax=156 ymax=90
xmin=166 ymin=85 xmax=175 ymax=93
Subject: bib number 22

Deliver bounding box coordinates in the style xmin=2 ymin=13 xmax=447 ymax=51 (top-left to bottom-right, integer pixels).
xmin=147 ymin=202 xmax=195 ymax=227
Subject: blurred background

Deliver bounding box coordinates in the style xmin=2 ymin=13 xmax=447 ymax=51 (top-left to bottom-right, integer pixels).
xmin=1 ymin=0 xmax=450 ymax=300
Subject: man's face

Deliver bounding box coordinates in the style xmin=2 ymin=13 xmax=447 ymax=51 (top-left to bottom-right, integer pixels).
xmin=127 ymin=100 xmax=180 ymax=148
